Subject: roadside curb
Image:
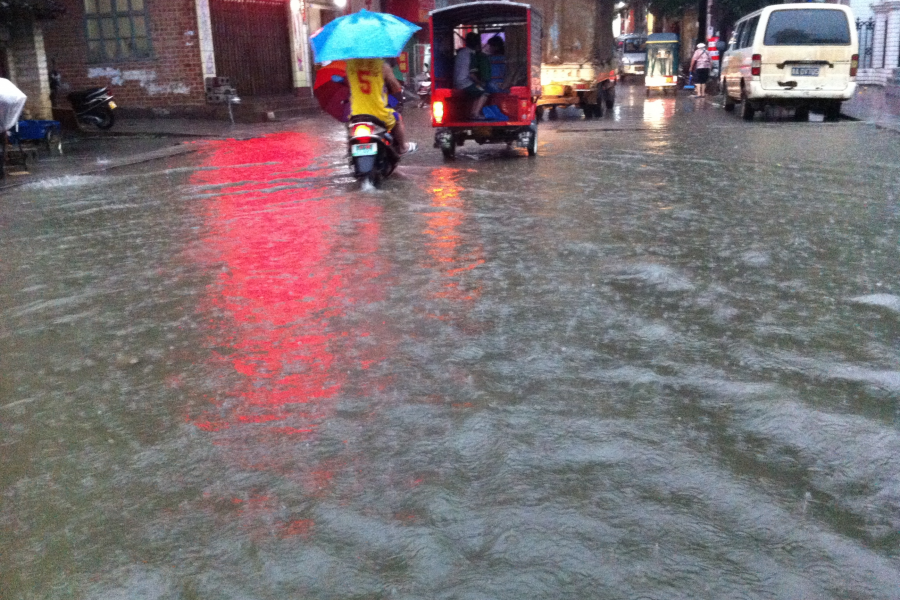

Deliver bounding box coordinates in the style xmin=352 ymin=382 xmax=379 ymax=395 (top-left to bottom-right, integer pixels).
xmin=0 ymin=142 xmax=203 ymax=192
xmin=75 ymin=130 xmax=216 ymax=139
xmin=77 ymin=143 xmax=203 ymax=173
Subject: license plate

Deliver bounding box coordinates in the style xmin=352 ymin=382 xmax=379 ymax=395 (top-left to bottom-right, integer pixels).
xmin=351 ymin=143 xmax=377 ymax=157
xmin=107 ymin=101 xmax=117 ymax=109
xmin=791 ymin=67 xmax=819 ymax=77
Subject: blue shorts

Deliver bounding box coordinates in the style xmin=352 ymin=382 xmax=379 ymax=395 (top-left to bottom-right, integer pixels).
xmin=463 ymin=84 xmax=487 ymax=98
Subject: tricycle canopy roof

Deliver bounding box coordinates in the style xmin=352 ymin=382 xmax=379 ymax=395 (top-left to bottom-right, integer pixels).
xmin=430 ymin=1 xmax=539 ymax=32
xmin=647 ymin=33 xmax=679 ymax=43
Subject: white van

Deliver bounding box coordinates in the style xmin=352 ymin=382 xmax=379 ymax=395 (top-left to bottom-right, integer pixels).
xmin=721 ymin=3 xmax=858 ymax=121
xmin=617 ymin=34 xmax=647 ymax=80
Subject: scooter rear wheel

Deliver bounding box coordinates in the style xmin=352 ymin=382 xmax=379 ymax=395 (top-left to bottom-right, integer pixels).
xmin=95 ymin=106 xmax=115 ymax=130
xmin=365 ymin=170 xmax=381 ymax=188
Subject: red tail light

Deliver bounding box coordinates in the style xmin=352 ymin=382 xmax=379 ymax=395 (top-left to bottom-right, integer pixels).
xmin=433 ymin=100 xmax=445 ymax=124
xmin=850 ymin=54 xmax=859 ymax=78
xmin=354 ymin=137 xmax=372 ymax=144
xmin=751 ymin=54 xmax=761 ymax=77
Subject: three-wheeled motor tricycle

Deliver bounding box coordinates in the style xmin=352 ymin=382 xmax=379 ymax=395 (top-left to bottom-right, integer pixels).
xmin=645 ymin=33 xmax=680 ymax=96
xmin=429 ymin=1 xmax=542 ymax=159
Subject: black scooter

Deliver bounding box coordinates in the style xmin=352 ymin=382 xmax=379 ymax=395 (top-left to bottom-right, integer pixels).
xmin=67 ymin=87 xmax=117 ymax=130
xmin=347 ymin=114 xmax=400 ymax=188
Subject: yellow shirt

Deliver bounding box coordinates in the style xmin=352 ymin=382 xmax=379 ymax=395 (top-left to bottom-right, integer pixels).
xmin=346 ymin=58 xmax=396 ymax=129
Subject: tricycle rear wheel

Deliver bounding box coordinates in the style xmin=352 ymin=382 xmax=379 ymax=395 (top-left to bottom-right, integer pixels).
xmin=45 ymin=128 xmax=63 ymax=155
xmin=441 ymin=136 xmax=456 ymax=160
xmin=0 ymin=131 xmax=6 ymax=180
xmin=527 ymin=125 xmax=538 ymax=157
xmin=602 ymin=87 xmax=615 ymax=110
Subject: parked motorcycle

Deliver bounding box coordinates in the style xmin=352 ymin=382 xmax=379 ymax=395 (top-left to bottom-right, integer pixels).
xmin=67 ymin=87 xmax=117 ymax=130
xmin=415 ymin=73 xmax=431 ymax=109
xmin=348 ymin=114 xmax=400 ymax=187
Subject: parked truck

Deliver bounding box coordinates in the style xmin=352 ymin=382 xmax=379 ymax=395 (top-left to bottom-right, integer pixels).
xmin=433 ymin=0 xmax=618 ymax=119
xmin=528 ymin=0 xmax=617 ymax=119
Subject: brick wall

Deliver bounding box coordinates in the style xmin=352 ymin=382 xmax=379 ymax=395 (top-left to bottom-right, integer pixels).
xmin=7 ymin=20 xmax=53 ymax=119
xmin=41 ymin=0 xmax=208 ymax=113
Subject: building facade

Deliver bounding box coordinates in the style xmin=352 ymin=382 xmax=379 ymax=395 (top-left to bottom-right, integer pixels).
xmin=1 ymin=19 xmax=53 ymax=119
xmin=4 ymin=0 xmax=431 ymax=120
xmin=38 ymin=0 xmax=319 ymax=116
xmin=861 ymin=0 xmax=900 ymax=86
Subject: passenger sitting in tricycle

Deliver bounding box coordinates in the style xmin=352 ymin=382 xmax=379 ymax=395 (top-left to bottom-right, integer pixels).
xmin=429 ymin=1 xmax=543 ymax=159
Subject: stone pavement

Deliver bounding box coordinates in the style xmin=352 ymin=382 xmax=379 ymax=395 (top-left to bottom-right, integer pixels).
xmin=840 ymin=84 xmax=900 ymax=132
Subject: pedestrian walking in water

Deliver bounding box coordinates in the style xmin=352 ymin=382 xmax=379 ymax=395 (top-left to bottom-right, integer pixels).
xmin=689 ymin=43 xmax=712 ymax=98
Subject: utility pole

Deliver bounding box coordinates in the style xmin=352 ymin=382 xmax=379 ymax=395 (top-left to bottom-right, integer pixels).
xmin=697 ymin=0 xmax=707 ymax=43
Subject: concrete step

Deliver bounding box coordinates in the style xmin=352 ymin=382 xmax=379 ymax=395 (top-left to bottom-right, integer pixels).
xmin=229 ymin=95 xmax=320 ymax=122
xmin=266 ymin=105 xmax=321 ymax=121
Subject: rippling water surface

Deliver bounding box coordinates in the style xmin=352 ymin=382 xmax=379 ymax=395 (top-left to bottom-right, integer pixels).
xmin=2 ymin=91 xmax=899 ymax=599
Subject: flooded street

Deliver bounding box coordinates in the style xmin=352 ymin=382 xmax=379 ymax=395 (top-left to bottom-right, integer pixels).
xmin=2 ymin=84 xmax=900 ymax=599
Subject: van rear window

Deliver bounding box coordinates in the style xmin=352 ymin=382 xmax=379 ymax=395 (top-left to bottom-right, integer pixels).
xmin=763 ymin=9 xmax=851 ymax=45
xmin=623 ymin=39 xmax=646 ymax=53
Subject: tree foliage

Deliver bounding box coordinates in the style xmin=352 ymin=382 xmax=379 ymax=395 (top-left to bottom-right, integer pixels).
xmin=624 ymin=0 xmax=772 ymax=35
xmin=714 ymin=0 xmax=770 ymax=32
xmin=0 ymin=0 xmax=65 ymax=25
xmin=593 ymin=0 xmax=616 ymax=65
xmin=646 ymin=0 xmax=693 ymax=21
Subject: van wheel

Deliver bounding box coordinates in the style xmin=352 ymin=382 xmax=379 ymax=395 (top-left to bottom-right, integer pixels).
xmin=823 ymin=101 xmax=841 ymax=122
xmin=548 ymin=107 xmax=559 ymax=121
xmin=723 ymin=94 xmax=736 ymax=112
xmin=740 ymin=91 xmax=755 ymax=121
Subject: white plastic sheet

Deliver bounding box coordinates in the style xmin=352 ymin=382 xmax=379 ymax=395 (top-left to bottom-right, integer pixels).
xmin=0 ymin=78 xmax=28 ymax=131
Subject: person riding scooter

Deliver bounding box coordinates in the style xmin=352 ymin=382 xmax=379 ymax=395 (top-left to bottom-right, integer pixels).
xmin=346 ymin=57 xmax=417 ymax=155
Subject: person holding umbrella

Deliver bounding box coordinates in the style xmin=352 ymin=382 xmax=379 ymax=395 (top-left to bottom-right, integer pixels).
xmin=310 ymin=9 xmax=421 ymax=154
xmin=346 ymin=57 xmax=416 ymax=154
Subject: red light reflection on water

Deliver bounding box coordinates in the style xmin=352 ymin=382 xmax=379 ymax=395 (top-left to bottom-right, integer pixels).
xmin=422 ymin=168 xmax=484 ymax=314
xmin=187 ymin=132 xmax=388 ymax=535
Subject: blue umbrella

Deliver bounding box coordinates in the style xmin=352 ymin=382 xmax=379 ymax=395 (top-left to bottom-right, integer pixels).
xmin=310 ymin=9 xmax=421 ymax=63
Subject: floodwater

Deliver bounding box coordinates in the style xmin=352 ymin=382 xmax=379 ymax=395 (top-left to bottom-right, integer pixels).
xmin=2 ymin=86 xmax=900 ymax=599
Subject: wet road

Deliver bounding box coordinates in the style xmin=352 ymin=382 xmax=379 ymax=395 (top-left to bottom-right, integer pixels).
xmin=2 ymin=83 xmax=900 ymax=599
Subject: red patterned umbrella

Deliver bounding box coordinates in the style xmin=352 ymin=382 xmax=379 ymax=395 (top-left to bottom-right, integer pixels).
xmin=313 ymin=61 xmax=350 ymax=123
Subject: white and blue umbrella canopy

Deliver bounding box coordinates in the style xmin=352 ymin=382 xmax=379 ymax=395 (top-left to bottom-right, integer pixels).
xmin=310 ymin=9 xmax=421 ymax=63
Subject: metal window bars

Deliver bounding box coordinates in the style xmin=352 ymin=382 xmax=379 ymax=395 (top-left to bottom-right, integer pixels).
xmin=856 ymin=17 xmax=875 ymax=70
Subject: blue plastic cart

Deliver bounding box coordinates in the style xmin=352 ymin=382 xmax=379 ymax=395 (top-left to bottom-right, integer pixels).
xmin=8 ymin=119 xmax=63 ymax=155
